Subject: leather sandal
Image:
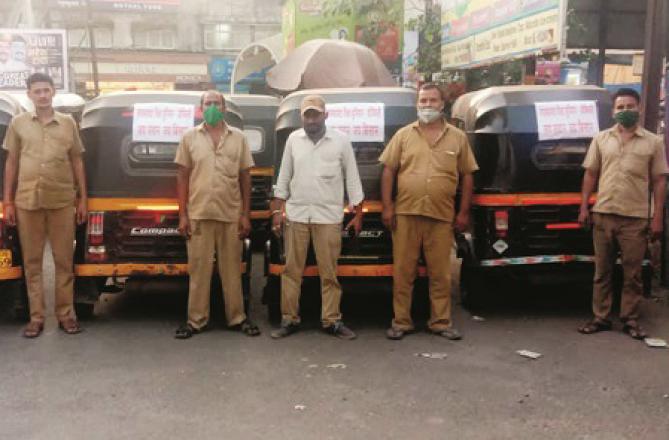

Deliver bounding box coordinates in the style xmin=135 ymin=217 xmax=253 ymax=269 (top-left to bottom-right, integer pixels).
xmin=23 ymin=321 xmax=44 ymax=338
xmin=622 ymin=321 xmax=647 ymax=340
xmin=578 ymin=320 xmax=612 ymax=335
xmin=59 ymin=318 xmax=82 ymax=335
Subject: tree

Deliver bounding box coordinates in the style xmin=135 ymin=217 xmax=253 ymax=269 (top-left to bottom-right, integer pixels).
xmin=406 ymin=1 xmax=441 ymax=80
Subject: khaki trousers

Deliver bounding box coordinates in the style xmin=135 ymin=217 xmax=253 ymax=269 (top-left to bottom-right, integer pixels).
xmin=186 ymin=220 xmax=245 ymax=330
xmin=17 ymin=206 xmax=76 ymax=323
xmin=281 ymin=221 xmax=342 ymax=327
xmin=592 ymin=213 xmax=648 ymax=324
xmin=392 ymin=214 xmax=454 ymax=332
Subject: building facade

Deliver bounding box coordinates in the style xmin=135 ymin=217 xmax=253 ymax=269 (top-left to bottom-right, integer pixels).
xmin=1 ymin=0 xmax=282 ymax=95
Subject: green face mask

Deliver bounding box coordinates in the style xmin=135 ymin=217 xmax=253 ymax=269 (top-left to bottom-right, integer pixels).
xmin=204 ymin=105 xmax=224 ymax=126
xmin=614 ymin=110 xmax=640 ymax=128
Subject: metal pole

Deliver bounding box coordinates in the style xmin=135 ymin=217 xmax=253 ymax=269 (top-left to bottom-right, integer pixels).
xmin=595 ymin=0 xmax=607 ymax=87
xmin=640 ymin=0 xmax=664 ymax=132
xmin=86 ymin=0 xmax=100 ymax=97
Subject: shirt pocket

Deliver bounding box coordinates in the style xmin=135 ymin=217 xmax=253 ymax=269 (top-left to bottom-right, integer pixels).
xmin=217 ymin=150 xmax=239 ymax=178
xmin=431 ymin=147 xmax=458 ymax=174
xmin=317 ymin=163 xmax=341 ymax=182
xmin=623 ymin=151 xmax=651 ymax=179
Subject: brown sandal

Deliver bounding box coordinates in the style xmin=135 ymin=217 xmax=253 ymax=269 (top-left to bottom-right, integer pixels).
xmin=23 ymin=321 xmax=44 ymax=338
xmin=59 ymin=318 xmax=82 ymax=335
xmin=622 ymin=322 xmax=647 ymax=340
xmin=578 ymin=320 xmax=612 ymax=335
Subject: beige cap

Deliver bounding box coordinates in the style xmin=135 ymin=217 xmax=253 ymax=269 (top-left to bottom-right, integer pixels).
xmin=300 ymin=94 xmax=326 ymax=115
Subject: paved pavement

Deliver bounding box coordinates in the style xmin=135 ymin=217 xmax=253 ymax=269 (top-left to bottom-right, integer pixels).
xmin=1 ymin=253 xmax=668 ymax=440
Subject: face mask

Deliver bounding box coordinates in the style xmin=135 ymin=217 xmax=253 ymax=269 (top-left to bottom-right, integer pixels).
xmin=417 ymin=107 xmax=442 ymax=124
xmin=614 ymin=110 xmax=640 ymax=128
xmin=204 ymin=105 xmax=224 ymax=126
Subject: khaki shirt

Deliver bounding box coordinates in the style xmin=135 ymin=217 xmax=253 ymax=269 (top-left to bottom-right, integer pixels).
xmin=174 ymin=122 xmax=254 ymax=222
xmin=379 ymin=119 xmax=479 ymax=222
xmin=583 ymin=125 xmax=668 ymax=219
xmin=274 ymin=128 xmax=364 ymax=224
xmin=2 ymin=111 xmax=84 ymax=210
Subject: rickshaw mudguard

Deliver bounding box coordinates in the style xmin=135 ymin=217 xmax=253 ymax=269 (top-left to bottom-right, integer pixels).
xmin=0 ymin=266 xmax=23 ymax=280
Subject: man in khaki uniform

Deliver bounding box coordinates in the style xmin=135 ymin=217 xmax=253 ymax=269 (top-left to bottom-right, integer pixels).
xmin=578 ymin=88 xmax=667 ymax=340
xmin=2 ymin=72 xmax=88 ymax=338
xmin=174 ymin=90 xmax=260 ymax=339
xmin=270 ymin=95 xmax=364 ymax=340
xmin=380 ymin=83 xmax=478 ymax=341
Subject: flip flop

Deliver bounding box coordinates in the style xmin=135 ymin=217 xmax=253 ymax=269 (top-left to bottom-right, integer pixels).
xmin=622 ymin=323 xmax=647 ymax=340
xmin=58 ymin=318 xmax=82 ymax=335
xmin=23 ymin=321 xmax=44 ymax=338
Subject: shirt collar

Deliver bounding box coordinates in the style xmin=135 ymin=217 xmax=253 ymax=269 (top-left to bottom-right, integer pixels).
xmin=298 ymin=126 xmax=332 ymax=141
xmin=609 ymin=124 xmax=645 ymax=138
xmin=31 ymin=110 xmax=60 ymax=125
xmin=411 ymin=117 xmax=450 ymax=137
xmin=197 ymin=121 xmax=229 ymax=133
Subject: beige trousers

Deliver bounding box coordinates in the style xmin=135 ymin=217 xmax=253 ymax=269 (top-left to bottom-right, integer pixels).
xmin=17 ymin=206 xmax=76 ymax=323
xmin=281 ymin=221 xmax=342 ymax=327
xmin=392 ymin=214 xmax=454 ymax=332
xmin=186 ymin=220 xmax=245 ymax=330
xmin=592 ymin=213 xmax=648 ymax=324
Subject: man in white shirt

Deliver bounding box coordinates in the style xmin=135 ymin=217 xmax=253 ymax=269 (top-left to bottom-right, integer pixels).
xmin=270 ymin=95 xmax=364 ymax=339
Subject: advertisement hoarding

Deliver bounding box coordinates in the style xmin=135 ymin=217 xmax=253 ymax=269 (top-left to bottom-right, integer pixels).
xmin=441 ymin=0 xmax=562 ymax=69
xmin=0 ymin=29 xmax=69 ymax=91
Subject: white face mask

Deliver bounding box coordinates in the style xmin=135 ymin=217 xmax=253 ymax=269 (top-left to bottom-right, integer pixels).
xmin=417 ymin=107 xmax=442 ymax=124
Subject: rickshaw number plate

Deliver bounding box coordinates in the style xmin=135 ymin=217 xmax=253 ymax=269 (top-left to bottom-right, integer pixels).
xmin=0 ymin=249 xmax=12 ymax=268
xmin=493 ymin=240 xmax=509 ymax=254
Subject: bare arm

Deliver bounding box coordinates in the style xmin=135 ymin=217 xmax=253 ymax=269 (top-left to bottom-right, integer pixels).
xmin=650 ymin=174 xmax=667 ymax=240
xmin=578 ymin=169 xmax=598 ymax=225
xmin=381 ymin=165 xmax=397 ymax=230
xmin=2 ymin=151 xmax=18 ymax=226
xmin=71 ymin=155 xmax=88 ymax=225
xmin=455 ymin=173 xmax=474 ymax=232
xmin=176 ymin=165 xmax=191 ymax=237
xmin=237 ymin=168 xmax=252 ymax=239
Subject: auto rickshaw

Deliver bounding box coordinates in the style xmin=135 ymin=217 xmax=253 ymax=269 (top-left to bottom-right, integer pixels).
xmin=451 ymin=85 xmax=652 ymax=305
xmin=228 ymin=94 xmax=280 ymax=245
xmin=0 ymin=91 xmax=28 ymax=319
xmin=263 ymin=87 xmax=417 ymax=320
xmin=74 ymin=91 xmax=252 ymax=317
xmin=8 ymin=92 xmax=86 ymax=123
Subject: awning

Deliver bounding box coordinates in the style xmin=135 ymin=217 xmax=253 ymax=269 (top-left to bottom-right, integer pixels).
xmin=231 ymin=33 xmax=284 ymax=93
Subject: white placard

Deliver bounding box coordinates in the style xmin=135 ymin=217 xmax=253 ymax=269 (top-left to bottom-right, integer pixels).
xmin=132 ymin=103 xmax=195 ymax=143
xmin=535 ymin=101 xmax=599 ymax=141
xmin=325 ymin=103 xmax=385 ymax=142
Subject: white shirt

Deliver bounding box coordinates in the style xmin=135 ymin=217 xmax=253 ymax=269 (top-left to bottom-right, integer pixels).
xmin=274 ymin=128 xmax=364 ymax=224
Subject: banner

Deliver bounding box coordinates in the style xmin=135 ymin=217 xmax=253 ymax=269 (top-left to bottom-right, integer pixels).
xmin=325 ymin=103 xmax=385 ymax=142
xmin=51 ymin=0 xmax=180 ymax=12
xmin=0 ymin=29 xmax=68 ymax=91
xmin=441 ymin=0 xmax=561 ymax=68
xmin=535 ymin=100 xmax=599 ymax=141
xmin=132 ymin=103 xmax=194 ymax=143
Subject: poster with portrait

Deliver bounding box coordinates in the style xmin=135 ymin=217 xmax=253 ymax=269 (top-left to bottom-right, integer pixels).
xmin=0 ymin=29 xmax=68 ymax=91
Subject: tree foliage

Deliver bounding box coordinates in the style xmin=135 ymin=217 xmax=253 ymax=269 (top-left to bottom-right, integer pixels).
xmin=406 ymin=2 xmax=441 ymax=78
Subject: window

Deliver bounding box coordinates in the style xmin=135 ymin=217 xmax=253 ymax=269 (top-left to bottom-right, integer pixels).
xmin=133 ymin=28 xmax=176 ymax=50
xmin=68 ymin=27 xmax=113 ymax=49
xmin=203 ymin=24 xmax=252 ymax=50
xmin=243 ymin=127 xmax=264 ymax=153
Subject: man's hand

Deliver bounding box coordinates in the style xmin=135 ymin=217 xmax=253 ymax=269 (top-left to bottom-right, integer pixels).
xmin=651 ymin=215 xmax=663 ymax=241
xmin=381 ymin=203 xmax=396 ymax=231
xmin=2 ymin=203 xmax=16 ymax=227
xmin=76 ymin=198 xmax=88 ymax=225
xmin=578 ymin=206 xmax=591 ymax=227
xmin=454 ymin=211 xmax=469 ymax=233
xmin=345 ymin=214 xmax=363 ymax=237
xmin=178 ymin=214 xmax=191 ymax=239
xmin=238 ymin=214 xmax=251 ymax=239
xmin=271 ymin=211 xmax=285 ymax=237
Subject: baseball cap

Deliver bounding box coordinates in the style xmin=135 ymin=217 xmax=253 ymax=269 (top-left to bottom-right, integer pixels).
xmin=300 ymin=95 xmax=326 ymax=115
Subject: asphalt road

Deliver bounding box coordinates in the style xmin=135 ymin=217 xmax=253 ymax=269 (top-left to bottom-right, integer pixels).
xmin=1 ymin=252 xmax=668 ymax=440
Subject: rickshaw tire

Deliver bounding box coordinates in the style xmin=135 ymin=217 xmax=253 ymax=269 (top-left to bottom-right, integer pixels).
xmin=9 ymin=281 xmax=29 ymax=322
xmin=263 ymin=275 xmax=281 ymax=324
xmin=460 ymin=265 xmax=484 ymax=309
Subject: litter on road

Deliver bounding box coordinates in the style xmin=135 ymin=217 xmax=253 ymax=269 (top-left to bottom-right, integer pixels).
xmin=326 ymin=363 xmax=347 ymax=369
xmin=516 ymin=350 xmax=542 ymax=360
xmin=294 ymin=404 xmax=306 ymax=411
xmin=471 ymin=315 xmax=486 ymax=322
xmin=644 ymin=338 xmax=668 ymax=348
xmin=415 ymin=352 xmax=448 ymax=359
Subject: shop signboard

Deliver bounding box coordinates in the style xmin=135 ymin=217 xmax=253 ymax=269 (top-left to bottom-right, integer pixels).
xmin=441 ymin=0 xmax=563 ymax=69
